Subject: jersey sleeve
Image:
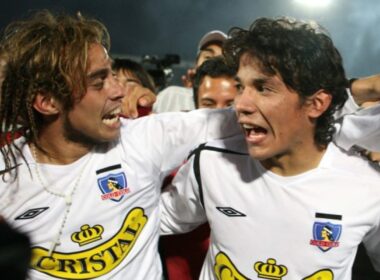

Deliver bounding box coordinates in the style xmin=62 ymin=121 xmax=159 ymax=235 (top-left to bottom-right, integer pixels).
xmin=123 ymin=107 xmax=240 ymax=176
xmin=334 ymin=102 xmax=380 ymax=152
xmin=362 ymin=216 xmax=380 ymax=272
xmin=334 ymin=88 xmax=360 ymax=119
xmin=160 ymin=154 xmax=207 ymax=235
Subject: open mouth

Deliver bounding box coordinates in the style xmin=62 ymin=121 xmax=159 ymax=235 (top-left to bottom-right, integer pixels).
xmin=242 ymin=123 xmax=268 ymax=142
xmin=102 ymin=107 xmax=121 ymax=126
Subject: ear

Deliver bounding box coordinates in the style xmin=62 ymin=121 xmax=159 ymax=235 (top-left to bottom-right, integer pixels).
xmin=306 ymin=89 xmax=332 ymax=118
xmin=33 ymin=93 xmax=60 ymax=115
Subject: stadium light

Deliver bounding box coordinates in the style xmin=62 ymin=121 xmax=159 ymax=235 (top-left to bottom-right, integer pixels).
xmin=293 ymin=0 xmax=332 ymax=8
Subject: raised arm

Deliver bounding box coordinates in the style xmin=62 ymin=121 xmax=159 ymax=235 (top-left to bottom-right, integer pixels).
xmin=350 ymin=74 xmax=380 ymax=106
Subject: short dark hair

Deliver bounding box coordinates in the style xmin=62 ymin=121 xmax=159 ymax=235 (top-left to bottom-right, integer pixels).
xmin=224 ymin=17 xmax=348 ymax=147
xmin=113 ymin=58 xmax=156 ymax=93
xmin=192 ymin=56 xmax=236 ymax=108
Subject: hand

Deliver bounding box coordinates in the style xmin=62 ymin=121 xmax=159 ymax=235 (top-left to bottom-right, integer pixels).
xmin=121 ymin=84 xmax=156 ymax=119
xmin=181 ymin=68 xmax=196 ymax=88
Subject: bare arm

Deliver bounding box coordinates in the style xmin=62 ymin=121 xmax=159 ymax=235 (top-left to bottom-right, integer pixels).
xmin=350 ymin=74 xmax=380 ymax=106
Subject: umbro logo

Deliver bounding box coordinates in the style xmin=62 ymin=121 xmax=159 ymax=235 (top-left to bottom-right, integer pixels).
xmin=216 ymin=207 xmax=246 ymax=217
xmin=15 ymin=207 xmax=49 ymax=220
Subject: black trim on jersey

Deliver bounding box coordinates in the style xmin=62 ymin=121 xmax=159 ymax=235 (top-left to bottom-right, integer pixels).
xmin=189 ymin=144 xmax=248 ymax=209
xmin=96 ymin=164 xmax=122 ymax=175
xmin=315 ymin=212 xmax=342 ymax=221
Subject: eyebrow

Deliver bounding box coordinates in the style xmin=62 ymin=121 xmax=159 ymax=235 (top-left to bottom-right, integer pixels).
xmin=236 ymin=74 xmax=270 ymax=86
xmin=86 ymin=68 xmax=110 ymax=81
xmin=87 ymin=58 xmax=113 ymax=81
xmin=125 ymin=78 xmax=141 ymax=84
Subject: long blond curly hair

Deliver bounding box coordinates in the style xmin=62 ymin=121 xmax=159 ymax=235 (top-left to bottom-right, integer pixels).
xmin=0 ymin=10 xmax=110 ymax=178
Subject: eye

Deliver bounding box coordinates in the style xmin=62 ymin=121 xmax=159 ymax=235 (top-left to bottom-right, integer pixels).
xmin=235 ymin=82 xmax=244 ymax=94
xmin=254 ymin=81 xmax=270 ymax=94
xmin=92 ymin=81 xmax=104 ymax=90
xmin=91 ymin=73 xmax=108 ymax=90
xmin=256 ymin=84 xmax=265 ymax=92
xmin=200 ymin=99 xmax=216 ymax=108
xmin=227 ymin=100 xmax=235 ymax=107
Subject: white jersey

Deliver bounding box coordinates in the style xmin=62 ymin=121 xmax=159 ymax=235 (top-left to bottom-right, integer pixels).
xmin=153 ymin=86 xmax=195 ymax=113
xmin=0 ymin=108 xmax=240 ymax=280
xmin=160 ymin=134 xmax=380 ymax=280
xmin=334 ymin=89 xmax=380 ymax=152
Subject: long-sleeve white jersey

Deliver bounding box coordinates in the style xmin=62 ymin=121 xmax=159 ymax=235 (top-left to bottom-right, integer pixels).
xmin=160 ymin=134 xmax=380 ymax=280
xmin=0 ymin=108 xmax=240 ymax=280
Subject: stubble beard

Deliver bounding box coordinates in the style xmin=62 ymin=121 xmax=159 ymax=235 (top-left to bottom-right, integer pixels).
xmin=62 ymin=113 xmax=104 ymax=149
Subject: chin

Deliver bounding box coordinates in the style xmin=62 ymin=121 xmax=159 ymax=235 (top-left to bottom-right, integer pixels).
xmin=247 ymin=147 xmax=272 ymax=161
xmin=98 ymin=131 xmax=121 ymax=143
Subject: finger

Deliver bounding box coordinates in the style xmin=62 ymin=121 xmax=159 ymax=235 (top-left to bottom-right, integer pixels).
xmin=138 ymin=92 xmax=156 ymax=107
xmin=122 ymin=86 xmax=139 ymax=119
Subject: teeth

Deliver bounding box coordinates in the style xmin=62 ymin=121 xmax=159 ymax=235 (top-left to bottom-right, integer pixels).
xmin=109 ymin=108 xmax=121 ymax=115
xmin=102 ymin=115 xmax=119 ymax=125
xmin=102 ymin=107 xmax=121 ymax=125
xmin=242 ymin=124 xmax=254 ymax=129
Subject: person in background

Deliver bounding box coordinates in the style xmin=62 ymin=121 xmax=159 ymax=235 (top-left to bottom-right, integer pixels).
xmin=113 ymin=58 xmax=156 ymax=117
xmin=192 ymin=56 xmax=238 ymax=109
xmin=160 ymin=17 xmax=380 ymax=280
xmin=159 ymin=56 xmax=239 ymax=280
xmin=153 ymin=30 xmax=227 ymax=113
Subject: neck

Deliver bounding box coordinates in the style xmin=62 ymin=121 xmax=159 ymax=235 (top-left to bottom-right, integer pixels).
xmin=261 ymin=143 xmax=327 ymax=177
xmin=33 ymin=126 xmax=93 ymax=165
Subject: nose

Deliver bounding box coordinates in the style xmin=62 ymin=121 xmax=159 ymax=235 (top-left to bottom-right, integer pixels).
xmin=234 ymin=88 xmax=256 ymax=115
xmin=109 ymin=75 xmax=125 ymax=100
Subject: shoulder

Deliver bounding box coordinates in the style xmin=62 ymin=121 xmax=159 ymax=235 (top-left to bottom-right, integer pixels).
xmin=324 ymin=143 xmax=380 ymax=179
xmin=189 ymin=134 xmax=248 ymax=160
xmin=157 ymin=86 xmax=192 ymax=97
xmin=153 ymin=86 xmax=194 ymax=113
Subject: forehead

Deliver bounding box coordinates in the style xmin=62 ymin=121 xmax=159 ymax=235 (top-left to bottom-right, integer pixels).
xmin=87 ymin=43 xmax=111 ymax=72
xmin=237 ymin=55 xmax=262 ymax=77
xmin=237 ymin=53 xmax=273 ymax=79
xmin=199 ymin=76 xmax=238 ymax=96
xmin=200 ymin=75 xmax=235 ymax=88
xmin=116 ymin=69 xmax=137 ymax=79
xmin=200 ymin=42 xmax=223 ymax=53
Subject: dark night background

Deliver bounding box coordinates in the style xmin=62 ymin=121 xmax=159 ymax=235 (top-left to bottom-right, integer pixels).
xmin=1 ymin=0 xmax=379 ymax=85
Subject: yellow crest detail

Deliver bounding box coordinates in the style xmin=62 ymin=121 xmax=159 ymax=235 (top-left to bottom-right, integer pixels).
xmin=254 ymin=258 xmax=288 ymax=280
xmin=30 ymin=208 xmax=147 ymax=279
xmin=71 ymin=224 xmax=104 ymax=246
xmin=302 ymin=269 xmax=334 ymax=280
xmin=214 ymin=252 xmax=248 ymax=280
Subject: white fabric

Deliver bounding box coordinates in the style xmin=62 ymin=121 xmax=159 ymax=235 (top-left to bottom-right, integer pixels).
xmin=0 ymin=108 xmax=240 ymax=280
xmin=160 ymin=135 xmax=380 ymax=279
xmin=153 ymin=86 xmax=195 ymax=113
xmin=334 ymin=90 xmax=380 ymax=152
xmin=152 ymin=86 xmax=380 ymax=152
xmin=334 ymin=88 xmax=360 ymax=119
